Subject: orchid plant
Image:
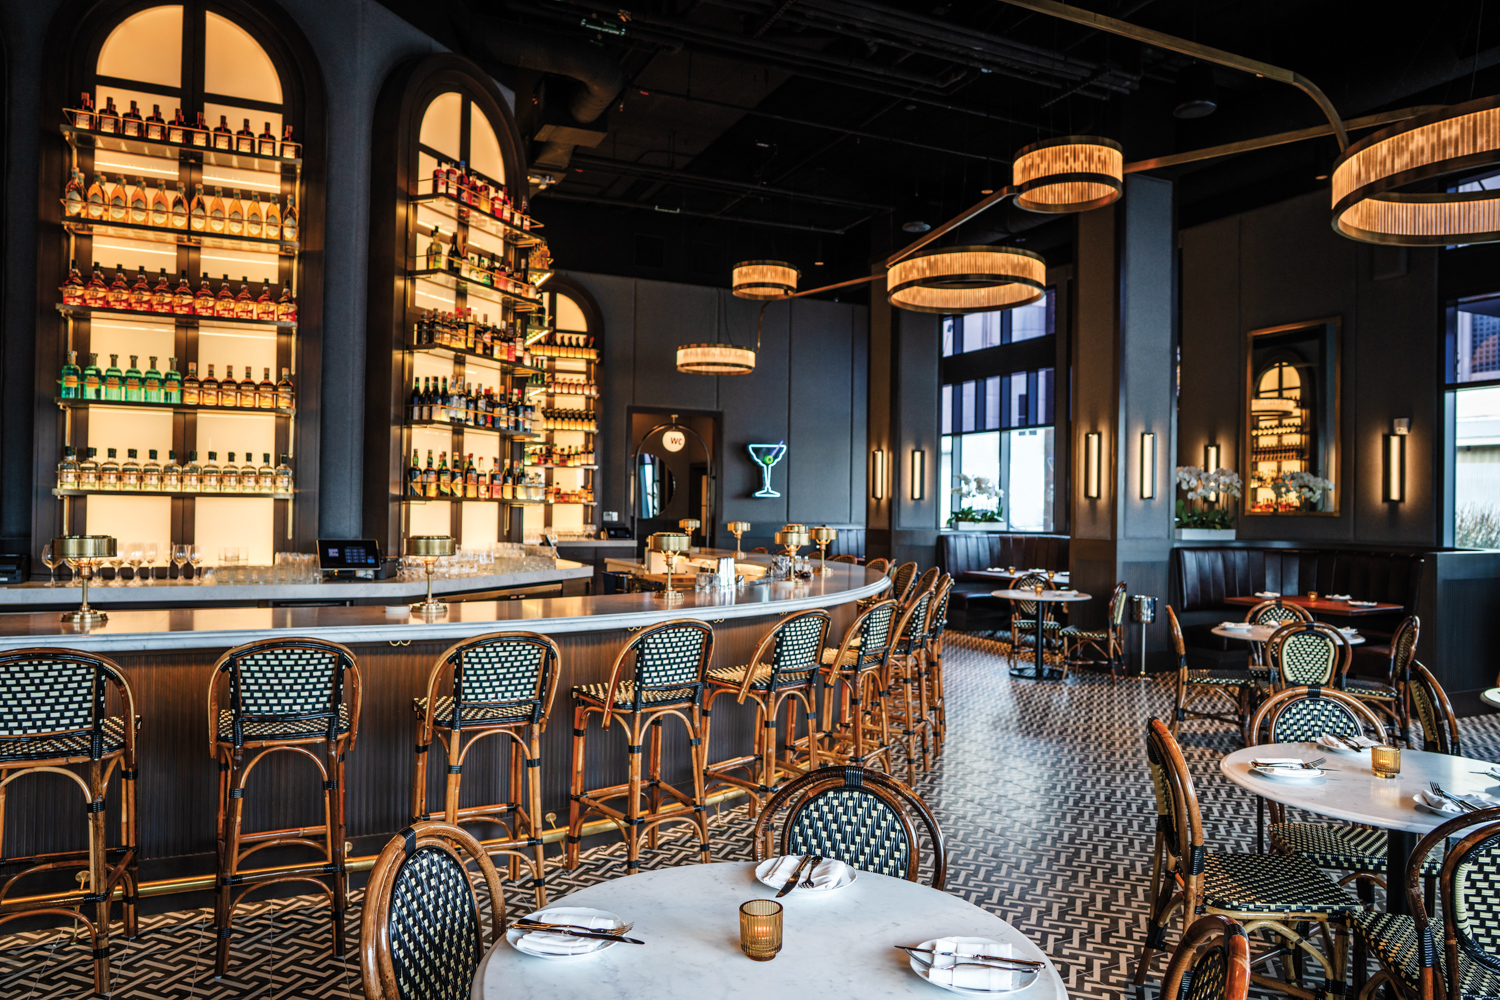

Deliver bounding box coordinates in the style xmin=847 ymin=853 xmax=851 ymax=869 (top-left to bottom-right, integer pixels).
xmin=1255 ymin=469 xmax=1334 ymax=512
xmin=949 ymin=474 xmax=1004 ymax=526
xmin=1174 ymin=466 xmax=1243 ymax=529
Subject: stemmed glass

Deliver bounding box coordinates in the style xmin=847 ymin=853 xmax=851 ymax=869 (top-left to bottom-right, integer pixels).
xmin=125 ymin=541 xmax=145 ymax=586
xmin=188 ymin=545 xmax=203 ymax=583
xmin=40 ymin=543 xmax=57 ymax=587
xmin=143 ymin=541 xmax=159 ymax=585
xmin=172 ymin=544 xmax=189 ymax=582
xmin=106 ymin=549 xmax=124 ymax=586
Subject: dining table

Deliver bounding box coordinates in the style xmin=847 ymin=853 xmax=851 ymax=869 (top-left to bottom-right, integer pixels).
xmin=1209 ymin=623 xmax=1367 ymax=645
xmin=1221 ymin=742 xmax=1500 ymax=915
xmin=1481 ymin=688 xmax=1500 ymax=711
xmin=1221 ymin=594 xmax=1403 ymax=617
xmin=989 ymin=588 xmax=1091 ymax=681
xmin=472 ymin=861 xmax=1067 ymax=999
xmin=961 ymin=568 xmax=1071 ymax=586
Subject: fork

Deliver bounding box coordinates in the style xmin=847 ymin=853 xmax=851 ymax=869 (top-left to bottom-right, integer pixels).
xmin=1429 ymin=782 xmax=1479 ymax=813
xmin=1253 ymin=757 xmax=1326 ymax=770
xmin=800 ymin=855 xmax=824 ymax=888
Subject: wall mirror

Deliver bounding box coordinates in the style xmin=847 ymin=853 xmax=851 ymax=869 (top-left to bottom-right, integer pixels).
xmin=637 ymin=453 xmax=676 ymax=518
xmin=1244 ymin=318 xmax=1340 ymax=515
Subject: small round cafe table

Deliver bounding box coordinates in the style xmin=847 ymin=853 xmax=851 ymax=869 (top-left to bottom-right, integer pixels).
xmin=1481 ymin=688 xmax=1500 ymax=711
xmin=1210 ymin=624 xmax=1366 ymax=646
xmin=991 ymin=589 xmax=1091 ymax=681
xmin=473 ymin=861 xmax=1066 ymax=999
xmin=1221 ymin=743 xmax=1500 ymax=915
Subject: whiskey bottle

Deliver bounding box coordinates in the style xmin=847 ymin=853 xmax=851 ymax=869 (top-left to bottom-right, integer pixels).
xmin=182 ymin=451 xmax=202 ymax=492
xmin=276 ymin=368 xmax=294 ymax=409
xmin=235 ymin=118 xmax=256 ymax=154
xmin=80 ymin=447 xmax=100 ymax=488
xmin=212 ymin=115 xmax=234 ymax=150
xmin=143 ymin=449 xmax=163 ymax=490
xmin=148 ymin=180 xmax=169 ymax=227
xmin=465 ymin=454 xmax=478 ymax=498
xmin=226 ymin=190 xmax=244 ymax=236
xmin=86 ymin=173 xmax=106 ymax=220
xmin=163 ymin=357 xmax=182 ymax=403
xmin=129 ymin=176 xmax=148 ymax=224
xmin=264 ymin=195 xmax=281 ymax=240
xmin=274 ymin=454 xmax=293 ymax=494
xmin=143 ymin=356 xmax=162 ymax=402
xmin=238 ymin=365 xmax=258 ymax=407
xmin=220 ymin=452 xmax=239 ymax=493
xmin=281 ymin=195 xmax=298 ymax=242
xmin=121 ymin=448 xmax=140 ymax=490
xmin=123 ymin=355 xmax=143 ymax=401
xmin=422 ymin=450 xmax=437 ymax=497
xmin=101 ymin=448 xmax=121 ymax=489
xmin=275 ymin=283 xmax=296 ymax=323
xmin=194 ymin=274 xmax=215 ymax=314
xmin=437 ymin=452 xmax=452 ymax=497
xmin=246 ymin=194 xmax=263 ymax=238
xmin=107 ymin=176 xmax=127 ymax=222
xmin=255 ymin=279 xmax=275 ymax=320
xmin=82 ymin=353 xmax=103 ymax=399
xmin=208 ymin=186 xmax=226 ymax=233
xmin=258 ymin=367 xmax=275 ymax=409
xmin=163 ymin=450 xmax=181 ymax=491
xmin=279 ymin=125 xmax=299 ymax=159
xmin=258 ymin=453 xmax=276 ymax=492
xmin=189 ymin=184 xmax=207 ymax=231
xmin=427 ymin=227 xmax=444 ymax=270
xmin=103 ymin=354 xmax=124 ymax=400
xmin=215 ymin=274 xmax=235 ymax=317
xmin=182 ymin=362 xmax=200 ymax=405
xmin=476 ymin=458 xmax=490 ymax=500
xmin=234 ymin=276 xmax=254 ymax=319
xmin=169 ymin=184 xmax=188 ymax=229
xmin=407 ymin=449 xmax=423 ymax=497
xmin=99 ymin=97 xmax=120 ymax=134
xmin=151 ymin=268 xmax=172 ymax=311
xmin=167 ymin=107 xmax=187 ymax=145
xmin=191 ymin=110 xmax=210 ymax=147
xmin=61 ymin=259 xmax=84 ymax=305
xmin=145 ymin=103 xmax=166 ymax=141
xmin=200 ymin=364 xmax=219 ymax=406
xmin=130 ymin=266 xmax=151 ymax=310
xmin=257 ymin=122 xmax=277 ymax=157
xmin=73 ymin=92 xmax=96 ymax=130
xmin=59 ymin=351 xmax=81 ymax=398
xmin=121 ymin=100 xmax=143 ymax=138
xmin=57 ymin=446 xmax=80 ymax=489
xmin=63 ymin=169 xmax=85 ymax=217
xmin=201 ymin=452 xmax=221 ymax=492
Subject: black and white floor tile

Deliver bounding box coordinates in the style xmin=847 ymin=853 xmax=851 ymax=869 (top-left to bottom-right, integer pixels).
xmin=4 ymin=631 xmax=1498 ymax=998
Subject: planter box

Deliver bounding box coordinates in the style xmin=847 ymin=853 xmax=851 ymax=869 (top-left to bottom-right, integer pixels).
xmin=954 ymin=521 xmax=1002 ymax=532
xmin=1174 ymin=528 xmax=1237 ymax=542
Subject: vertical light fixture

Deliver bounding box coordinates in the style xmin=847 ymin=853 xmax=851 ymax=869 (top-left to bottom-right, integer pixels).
xmin=1203 ymin=443 xmax=1221 ymax=502
xmin=1084 ymin=432 xmax=1102 ymax=499
xmin=911 ymin=449 xmax=926 ymax=500
xmin=871 ymin=449 xmax=886 ymax=500
xmin=1384 ymin=419 xmax=1409 ymax=503
xmin=1140 ymin=431 xmax=1156 ymax=499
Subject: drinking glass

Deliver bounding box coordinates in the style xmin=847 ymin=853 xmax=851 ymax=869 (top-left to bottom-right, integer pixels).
xmin=126 ymin=541 xmax=145 ymax=585
xmin=106 ymin=551 xmax=124 ymax=586
xmin=188 ymin=545 xmax=204 ymax=583
xmin=40 ymin=543 xmax=57 ymax=587
xmin=738 ymin=899 xmax=783 ymax=961
xmin=172 ymin=544 xmax=189 ymax=581
xmin=143 ymin=542 xmax=159 ymax=585
xmin=1371 ymin=744 xmax=1401 ymax=779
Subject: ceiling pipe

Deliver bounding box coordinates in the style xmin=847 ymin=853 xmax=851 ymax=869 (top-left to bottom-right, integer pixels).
xmin=534 ymin=189 xmax=868 ymax=234
xmin=569 ymin=152 xmax=892 ymax=211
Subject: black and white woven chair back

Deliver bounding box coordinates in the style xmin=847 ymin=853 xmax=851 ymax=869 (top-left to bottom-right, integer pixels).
xmin=765 ymin=610 xmax=830 ymax=689
xmin=1264 ymin=691 xmax=1366 ymax=744
xmin=1447 ymin=827 xmax=1500 ymax=979
xmin=1391 ymin=616 xmax=1420 ymax=676
xmin=1248 ymin=600 xmax=1308 ymax=627
xmin=450 ymin=634 xmax=556 ymax=725
xmin=857 ymin=601 xmax=899 ymax=665
xmin=893 ymin=591 xmax=935 ymax=656
xmin=387 ymin=843 xmax=483 ymax=1000
xmin=1269 ymin=624 xmax=1343 ymax=686
xmin=786 ymin=783 xmax=912 ymax=879
xmin=1164 ymin=916 xmax=1250 ymax=1000
xmin=928 ymin=579 xmax=952 ymax=642
xmin=223 ymin=639 xmax=354 ymax=746
xmin=0 ymin=650 xmax=117 ymax=760
xmin=1410 ymin=661 xmax=1461 ymax=755
xmin=1013 ymin=573 xmax=1047 ymax=618
xmin=891 ymin=562 xmax=917 ymax=601
xmin=910 ymin=566 xmax=938 ymax=600
xmin=1109 ymin=582 xmax=1129 ymax=633
xmin=1146 ymin=721 xmax=1188 ymax=862
xmin=629 ymin=621 xmax=713 ymax=706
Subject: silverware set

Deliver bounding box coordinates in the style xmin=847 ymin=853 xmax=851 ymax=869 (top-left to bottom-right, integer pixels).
xmin=897 ymin=945 xmax=1045 ymax=972
xmin=775 ymin=853 xmax=824 ymax=897
xmin=511 ymin=918 xmax=645 ymax=945
xmin=1252 ymin=757 xmax=1330 ymax=771
xmin=1429 ymin=782 xmax=1480 ymax=814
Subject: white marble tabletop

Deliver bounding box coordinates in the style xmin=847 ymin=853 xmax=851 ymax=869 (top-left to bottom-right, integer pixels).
xmin=1210 ymin=624 xmax=1366 ymax=645
xmin=990 ymin=589 xmax=1091 ymax=603
xmin=473 ymin=862 xmax=1066 ymax=999
xmin=1483 ymin=688 xmax=1500 ymax=710
xmin=1221 ymin=743 xmax=1500 ymax=834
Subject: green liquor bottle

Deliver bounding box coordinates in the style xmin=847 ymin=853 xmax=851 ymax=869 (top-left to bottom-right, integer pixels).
xmin=123 ymin=355 xmax=143 ymax=401
xmin=59 ymin=350 xmax=81 ymax=399
xmin=163 ymin=357 xmax=182 ymax=404
xmin=103 ymin=354 xmax=123 ymax=401
xmin=143 ymin=355 xmax=162 ymax=402
xmin=82 ymin=352 xmax=103 ymax=400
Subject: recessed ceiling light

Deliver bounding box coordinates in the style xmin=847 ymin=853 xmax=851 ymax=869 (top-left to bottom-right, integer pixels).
xmin=814 ymin=261 xmax=825 ymax=266
xmin=981 ymin=189 xmax=994 ymax=195
xmin=1314 ymin=173 xmax=1329 ymax=181
xmin=901 ymin=220 xmax=932 ymax=233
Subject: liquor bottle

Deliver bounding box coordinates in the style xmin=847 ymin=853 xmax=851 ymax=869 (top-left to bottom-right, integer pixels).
xmin=122 ymin=448 xmax=142 ymax=490
xmin=182 ymin=362 xmax=200 ymax=405
xmin=103 ymin=353 xmax=123 ymax=400
xmin=163 ymin=450 xmax=181 ymax=491
xmin=279 ymin=125 xmax=299 ymax=159
xmin=107 ymin=175 xmax=127 ymax=222
xmin=77 ymin=260 xmax=101 ymax=309
xmin=200 ymin=364 xmax=219 ymax=406
xmin=220 ymin=452 xmax=239 ymax=493
xmin=191 ymin=110 xmax=210 ymax=147
xmin=99 ymin=97 xmax=120 ymax=134
xmin=208 ymin=186 xmax=226 ymax=233
xmin=264 ymin=195 xmax=281 ymax=240
xmin=59 ymin=350 xmax=81 ymax=398
xmin=169 ymin=184 xmax=188 ymax=229
xmin=146 ymin=180 xmax=167 ymax=228
xmin=74 ymin=92 xmax=96 ymax=130
xmin=167 ymin=107 xmax=187 ymax=144
xmin=194 ymin=273 xmax=215 ymax=314
xmin=258 ymin=367 xmax=275 ymax=409
xmin=423 ymin=450 xmax=437 ymax=497
xmin=255 ymin=278 xmax=274 ymax=320
xmin=476 ymin=458 xmax=490 ymax=500
xmin=226 ymin=190 xmax=244 ymax=236
xmin=82 ymin=353 xmax=102 ymax=399
xmin=61 ymin=259 xmax=84 ymax=305
xmin=276 ymin=367 xmax=294 ymax=409
xmin=63 ymin=168 xmax=85 ymax=217
xmin=80 ymin=447 xmax=100 ymax=488
xmin=130 ymin=266 xmax=151 ymax=310
xmin=163 ymin=357 xmax=182 ymax=403
xmin=57 ymin=446 xmax=80 ymax=489
xmin=215 ymin=273 xmax=235 ymax=317
xmin=86 ymin=173 xmax=106 ymax=220
xmin=235 ymin=118 xmax=256 ymax=153
xmin=150 ymin=267 xmax=172 ymax=312
xmin=274 ymin=454 xmax=293 ymax=493
xmin=282 ymin=195 xmax=298 ymax=242
xmin=243 ymin=452 xmax=261 ymax=491
xmin=101 ymin=448 xmax=121 ymax=489
xmin=234 ymin=276 xmax=254 ymax=319
xmin=129 ymin=177 xmax=148 ymax=224
xmin=143 ymin=449 xmax=163 ymax=490
xmin=257 ymin=122 xmax=277 ymax=157
xmin=212 ymin=115 xmax=234 ymax=150
xmin=437 ymin=452 xmax=451 ymax=497
xmin=123 ymin=355 xmax=143 ymax=401
xmin=409 ymin=378 xmax=422 ymax=422
xmin=145 ymin=103 xmax=166 ymax=141
xmin=426 ymin=227 xmax=444 ymax=270
xmin=247 ymin=194 xmax=263 ymax=238
xmin=465 ymin=454 xmax=478 ymax=498
xmin=239 ymin=365 xmax=258 ymax=407
xmin=143 ymin=356 xmax=162 ymax=402
xmin=276 ymin=283 xmax=296 ymax=323
xmin=407 ymin=449 xmax=423 ymax=497
xmin=189 ymin=184 xmax=207 ymax=231
xmin=258 ymin=453 xmax=276 ymax=492
xmin=121 ymin=100 xmax=143 ymax=138
xmin=182 ymin=451 xmax=201 ymax=492
xmin=201 ymin=452 xmax=221 ymax=492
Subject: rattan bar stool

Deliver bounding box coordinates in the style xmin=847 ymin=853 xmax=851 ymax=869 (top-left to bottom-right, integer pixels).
xmin=208 ymin=637 xmax=362 ymax=976
xmin=704 ymin=609 xmax=832 ymax=816
xmin=884 ymin=589 xmax=937 ymax=782
xmin=865 ymin=558 xmax=891 ymax=575
xmin=412 ymin=631 xmax=561 ymax=909
xmin=889 ymin=561 xmax=919 ymax=604
xmin=566 ymin=619 xmax=714 ymax=875
xmin=0 ymin=648 xmax=139 ymax=994
xmin=922 ymin=576 xmax=953 ymax=754
xmin=814 ymin=599 xmax=900 ymax=771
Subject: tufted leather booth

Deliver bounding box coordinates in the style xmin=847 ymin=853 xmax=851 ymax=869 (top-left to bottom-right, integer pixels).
xmin=939 ymin=533 xmax=1071 ymax=629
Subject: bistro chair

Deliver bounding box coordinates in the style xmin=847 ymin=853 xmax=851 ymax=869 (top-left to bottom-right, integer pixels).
xmin=885 ymin=588 xmax=938 ymax=782
xmin=1409 ymin=660 xmax=1462 ymax=755
xmin=1133 ymin=718 xmax=1358 ymax=999
xmin=816 ymin=598 xmax=900 ymax=770
xmin=1266 ymin=620 xmax=1354 ymax=689
xmin=1009 ymin=572 xmax=1064 ymax=672
xmin=1352 ymin=806 xmax=1500 ymax=1000
xmin=1167 ymin=605 xmax=1270 ymax=742
xmin=0 ymin=649 xmax=139 ymax=994
xmin=889 ymin=561 xmax=919 ymax=604
xmin=865 ymin=557 xmax=891 ymax=575
xmin=830 ymin=553 xmax=859 ymax=564
xmin=750 ymin=765 xmax=947 ymax=889
xmin=1061 ymin=581 xmax=1128 ymax=684
xmin=1342 ymin=615 xmax=1418 ymax=743
xmin=566 ymin=620 xmax=714 ymax=875
xmin=909 ymin=566 xmax=940 ymax=605
xmin=923 ymin=576 xmax=953 ymax=752
xmin=1245 ymin=599 xmax=1313 ymax=667
xmin=704 ymin=609 xmax=832 ymax=815
xmin=411 ymin=632 xmax=561 ymax=908
xmin=1160 ymin=915 xmax=1252 ymax=1000
xmin=360 ymin=821 xmax=506 ymax=1000
xmin=208 ymin=637 xmax=361 ymax=976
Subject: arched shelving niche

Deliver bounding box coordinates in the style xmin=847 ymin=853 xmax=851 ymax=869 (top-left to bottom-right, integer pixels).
xmin=531 ymin=275 xmax=604 ymax=538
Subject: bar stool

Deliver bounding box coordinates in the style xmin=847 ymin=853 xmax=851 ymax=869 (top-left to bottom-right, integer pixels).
xmin=703 ymin=609 xmax=832 ymax=815
xmin=412 ymin=631 xmax=561 ymax=909
xmin=884 ymin=588 xmax=937 ymax=782
xmin=922 ymin=575 xmax=953 ymax=753
xmin=208 ymin=637 xmax=361 ymax=976
xmin=816 ymin=598 xmax=900 ymax=770
xmin=0 ymin=648 xmax=139 ymax=994
xmin=566 ymin=619 xmax=714 ymax=875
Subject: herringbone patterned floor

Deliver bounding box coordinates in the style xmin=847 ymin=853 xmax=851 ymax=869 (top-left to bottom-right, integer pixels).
xmin=3 ymin=631 xmax=1497 ymax=998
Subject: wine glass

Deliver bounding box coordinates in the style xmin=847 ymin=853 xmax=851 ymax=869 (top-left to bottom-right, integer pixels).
xmin=40 ymin=543 xmax=57 ymax=587
xmin=172 ymin=544 xmax=189 ymax=582
xmin=106 ymin=549 xmax=124 ymax=586
xmin=188 ymin=545 xmax=203 ymax=584
xmin=125 ymin=541 xmax=145 ymax=586
xmin=143 ymin=541 xmax=159 ymax=585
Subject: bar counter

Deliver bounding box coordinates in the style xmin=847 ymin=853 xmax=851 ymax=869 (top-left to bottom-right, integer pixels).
xmin=0 ymin=562 xmax=888 ymax=892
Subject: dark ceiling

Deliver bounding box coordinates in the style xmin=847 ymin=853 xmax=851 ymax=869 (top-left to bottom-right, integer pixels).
xmin=375 ymin=0 xmax=1500 ymax=294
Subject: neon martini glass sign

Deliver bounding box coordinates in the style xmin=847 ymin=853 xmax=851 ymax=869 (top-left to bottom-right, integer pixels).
xmin=748 ymin=441 xmax=787 ymax=498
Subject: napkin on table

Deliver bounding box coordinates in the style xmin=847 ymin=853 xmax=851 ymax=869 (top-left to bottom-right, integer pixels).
xmin=515 ymin=909 xmax=620 ymax=956
xmin=1254 ymin=591 xmax=1281 ymax=599
xmin=1317 ymin=733 xmax=1379 ymax=751
xmin=1251 ymin=757 xmax=1319 ymax=772
xmin=1219 ymin=621 xmax=1252 ymax=629
xmin=1326 ymin=594 xmax=1352 ymax=601
xmin=1413 ymin=790 xmax=1499 ymax=815
xmin=761 ymin=854 xmax=856 ymax=890
xmin=921 ymin=938 xmax=1029 ymax=992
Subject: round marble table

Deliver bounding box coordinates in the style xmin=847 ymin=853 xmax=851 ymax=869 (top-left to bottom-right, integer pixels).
xmin=1210 ymin=624 xmax=1366 ymax=645
xmin=472 ymin=862 xmax=1066 ymax=999
xmin=1481 ymin=688 xmax=1500 ymax=710
xmin=1221 ymin=742 xmax=1500 ymax=914
xmin=990 ymin=589 xmax=1092 ymax=681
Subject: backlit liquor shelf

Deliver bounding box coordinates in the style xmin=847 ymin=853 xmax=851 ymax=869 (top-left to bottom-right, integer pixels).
xmin=409 ymin=266 xmax=544 ymax=311
xmin=62 ymin=216 xmax=298 ymax=255
xmin=59 ymin=123 xmax=302 ymax=174
xmin=57 ymin=303 xmax=297 ymax=330
xmin=55 ymin=397 xmax=295 ymax=417
xmin=54 ymin=488 xmax=292 ymax=500
xmin=406 ymin=343 xmax=539 ymax=373
xmin=412 ymin=191 xmax=542 ymax=246
xmin=408 ymin=420 xmax=540 ymax=439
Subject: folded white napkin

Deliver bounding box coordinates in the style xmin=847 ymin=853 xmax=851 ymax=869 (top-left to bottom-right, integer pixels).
xmin=921 ymin=938 xmax=1029 ymax=992
xmin=761 ymin=854 xmax=856 ymax=890
xmin=514 ymin=909 xmax=620 ymax=956
xmin=1219 ymin=621 xmax=1253 ymax=629
xmin=1412 ymin=790 xmax=1498 ymax=815
xmin=1317 ymin=733 xmax=1379 ymax=751
xmin=1326 ymin=594 xmax=1352 ymax=601
xmin=1347 ymin=600 xmax=1378 ymax=607
xmin=1339 ymin=627 xmax=1360 ymax=636
xmin=1255 ymin=591 xmax=1281 ymax=598
xmin=1251 ymin=757 xmax=1320 ymax=773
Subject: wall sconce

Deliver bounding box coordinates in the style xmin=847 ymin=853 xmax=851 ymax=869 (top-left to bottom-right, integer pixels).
xmin=1384 ymin=419 xmax=1409 ymax=503
xmin=871 ymin=449 xmax=886 ymax=500
xmin=910 ymin=449 xmax=925 ymax=500
xmin=1084 ymin=432 xmax=1102 ymax=499
xmin=1203 ymin=443 xmax=1220 ymax=501
xmin=1140 ymin=431 xmax=1156 ymax=499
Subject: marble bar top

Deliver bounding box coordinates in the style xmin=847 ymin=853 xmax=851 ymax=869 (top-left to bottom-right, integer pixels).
xmin=0 ymin=563 xmax=888 ymax=653
xmin=0 ymin=563 xmax=594 ymax=606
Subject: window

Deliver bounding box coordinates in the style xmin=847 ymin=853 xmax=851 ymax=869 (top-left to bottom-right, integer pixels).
xmin=1447 ymin=291 xmax=1500 ymax=546
xmin=942 ymin=290 xmax=1054 ymax=356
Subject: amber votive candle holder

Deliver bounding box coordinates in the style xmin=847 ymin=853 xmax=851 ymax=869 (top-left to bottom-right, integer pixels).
xmin=739 ymin=899 xmax=783 ymax=961
xmin=1371 ymin=744 xmax=1401 ymax=779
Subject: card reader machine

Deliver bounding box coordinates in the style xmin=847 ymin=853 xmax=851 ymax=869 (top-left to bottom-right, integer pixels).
xmin=317 ymin=539 xmax=383 ymax=580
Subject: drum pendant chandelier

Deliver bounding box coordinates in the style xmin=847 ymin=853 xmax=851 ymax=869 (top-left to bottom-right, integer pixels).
xmin=887 ymin=245 xmax=1047 ymax=315
xmin=1012 ymin=136 xmax=1125 ymax=214
xmin=1331 ymin=96 xmax=1500 ymax=246
xmin=676 ymin=343 xmax=756 ymax=375
xmin=731 ymin=260 xmax=799 ymax=299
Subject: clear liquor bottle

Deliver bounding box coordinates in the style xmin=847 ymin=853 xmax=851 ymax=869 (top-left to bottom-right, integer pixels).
xmin=103 ymin=354 xmax=124 ymax=401
xmin=258 ymin=453 xmax=275 ymax=493
xmin=163 ymin=450 xmax=181 ymax=491
xmin=143 ymin=356 xmax=162 ymax=402
xmin=220 ymin=452 xmax=239 ymax=493
xmin=143 ymin=449 xmax=162 ymax=490
xmin=274 ymin=454 xmax=293 ymax=494
xmin=201 ymin=451 xmax=221 ymax=493
xmin=101 ymin=447 xmax=121 ymax=489
xmin=59 ymin=350 xmax=81 ymax=398
xmin=79 ymin=447 xmax=100 ymax=488
xmin=121 ymin=448 xmax=141 ymax=490
xmin=123 ymin=355 xmax=143 ymax=402
xmin=57 ymin=446 xmax=80 ymax=489
xmin=181 ymin=451 xmax=201 ymax=492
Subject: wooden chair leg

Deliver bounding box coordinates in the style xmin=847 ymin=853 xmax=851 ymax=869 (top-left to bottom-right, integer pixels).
xmin=690 ymin=706 xmax=712 ymax=865
xmin=625 ymin=714 xmax=645 ymax=875
xmin=526 ymin=729 xmax=548 ymax=908
xmin=507 ymin=741 xmax=522 ymax=881
xmin=88 ymin=760 xmax=111 ymax=994
xmin=122 ymin=749 xmax=140 ymax=939
xmin=412 ymin=720 xmax=431 ymax=824
xmin=329 ymin=742 xmax=348 ymax=960
xmin=444 ymin=729 xmax=463 ymax=825
xmin=647 ymin=719 xmax=664 ymax=850
xmin=215 ymin=749 xmax=246 ymax=976
xmin=566 ymin=704 xmax=588 ymax=870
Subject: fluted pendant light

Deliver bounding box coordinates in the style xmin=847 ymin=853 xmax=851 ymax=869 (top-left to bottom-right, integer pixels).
xmin=678 ymin=290 xmax=756 ymax=374
xmin=1012 ymin=136 xmax=1125 ymax=214
xmin=887 ymin=245 xmax=1046 ymax=314
xmin=731 ymin=260 xmax=799 ymax=299
xmin=1332 ymin=95 xmax=1500 ymax=246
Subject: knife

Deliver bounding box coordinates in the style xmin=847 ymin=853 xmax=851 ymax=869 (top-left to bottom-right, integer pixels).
xmin=775 ymin=854 xmax=815 ymax=898
xmin=514 ymin=918 xmax=635 ymax=935
xmin=513 ymin=922 xmax=645 ymax=945
xmin=897 ymin=945 xmax=1044 ymax=969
